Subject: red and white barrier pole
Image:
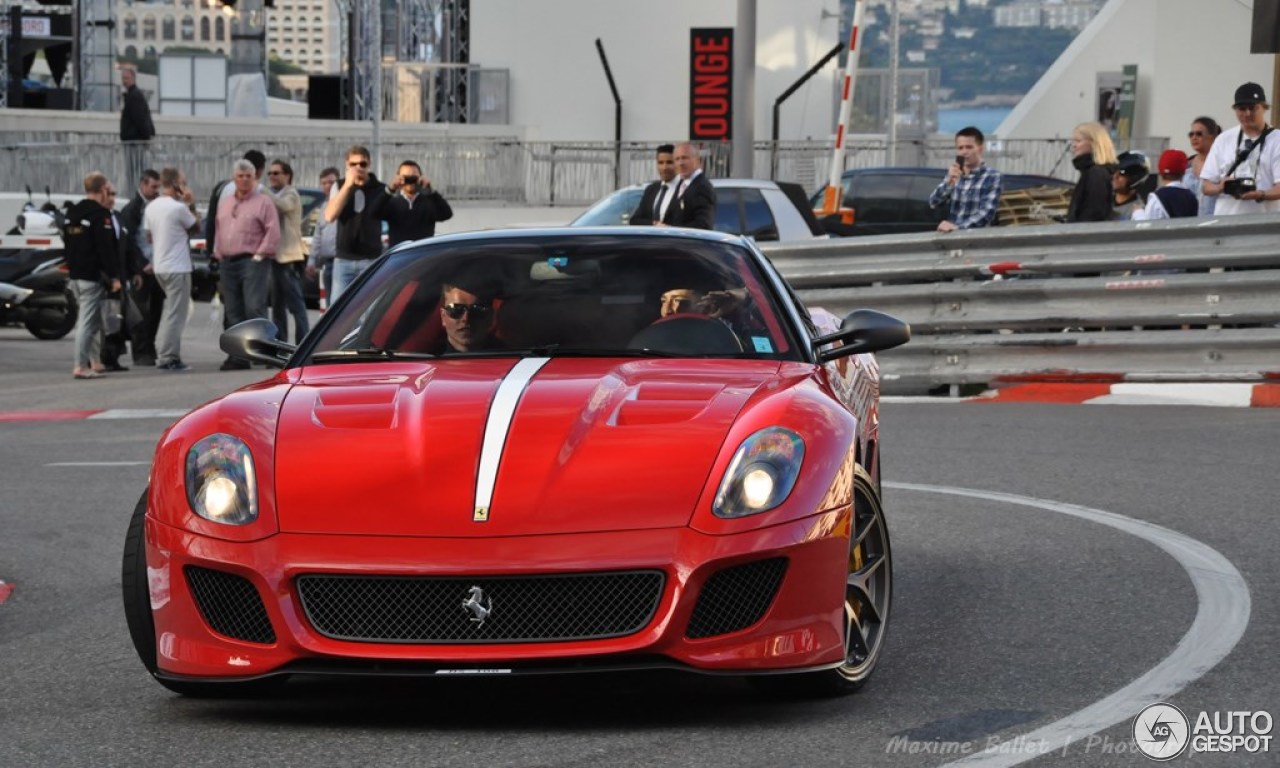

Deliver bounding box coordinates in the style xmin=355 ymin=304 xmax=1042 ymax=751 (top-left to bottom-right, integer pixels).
xmin=818 ymin=0 xmax=866 ymax=219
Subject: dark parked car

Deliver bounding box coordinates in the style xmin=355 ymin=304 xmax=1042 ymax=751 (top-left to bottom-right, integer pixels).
xmin=811 ymin=167 xmax=1074 ymax=236
xmin=573 ymin=179 xmax=828 ymax=241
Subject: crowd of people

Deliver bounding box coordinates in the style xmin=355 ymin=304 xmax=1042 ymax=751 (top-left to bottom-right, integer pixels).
xmin=927 ymin=81 xmax=1279 ymax=231
xmin=61 ymin=142 xmax=455 ymax=378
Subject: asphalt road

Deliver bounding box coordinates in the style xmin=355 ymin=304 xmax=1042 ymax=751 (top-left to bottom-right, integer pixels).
xmin=0 ymin=319 xmax=1276 ymax=767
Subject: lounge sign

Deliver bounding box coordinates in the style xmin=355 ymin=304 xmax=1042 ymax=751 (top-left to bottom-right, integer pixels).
xmin=689 ymin=28 xmax=733 ymax=141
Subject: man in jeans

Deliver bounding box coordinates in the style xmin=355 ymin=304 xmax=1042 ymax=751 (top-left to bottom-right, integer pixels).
xmin=324 ymin=145 xmax=389 ymax=302
xmin=143 ymin=167 xmax=201 ymax=371
xmin=212 ymin=158 xmax=280 ymax=370
xmin=63 ymin=172 xmax=123 ymax=379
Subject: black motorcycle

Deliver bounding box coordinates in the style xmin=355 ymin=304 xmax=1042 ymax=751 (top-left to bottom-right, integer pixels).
xmin=0 ymin=187 xmax=78 ymax=340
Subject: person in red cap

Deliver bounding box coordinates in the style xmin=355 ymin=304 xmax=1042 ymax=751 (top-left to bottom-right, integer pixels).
xmin=1135 ymin=150 xmax=1199 ymax=220
xmin=1201 ymin=82 xmax=1280 ymax=215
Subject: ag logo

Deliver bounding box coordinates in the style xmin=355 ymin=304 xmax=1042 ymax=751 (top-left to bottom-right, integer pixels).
xmin=1134 ymin=703 xmax=1190 ymax=761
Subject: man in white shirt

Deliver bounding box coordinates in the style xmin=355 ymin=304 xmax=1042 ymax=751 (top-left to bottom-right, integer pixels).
xmin=143 ymin=167 xmax=201 ymax=371
xmin=1201 ymin=82 xmax=1280 ymax=216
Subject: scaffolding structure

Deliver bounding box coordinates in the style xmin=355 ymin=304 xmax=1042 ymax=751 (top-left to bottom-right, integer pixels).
xmin=76 ymin=0 xmax=115 ymax=112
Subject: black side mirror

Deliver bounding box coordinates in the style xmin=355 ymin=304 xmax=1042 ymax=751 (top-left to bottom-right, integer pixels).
xmin=750 ymin=225 xmax=779 ymax=242
xmin=219 ymin=318 xmax=295 ymax=368
xmin=813 ymin=309 xmax=910 ymax=363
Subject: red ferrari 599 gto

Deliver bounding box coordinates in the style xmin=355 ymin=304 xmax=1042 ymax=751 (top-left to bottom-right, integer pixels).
xmin=122 ymin=227 xmax=909 ymax=697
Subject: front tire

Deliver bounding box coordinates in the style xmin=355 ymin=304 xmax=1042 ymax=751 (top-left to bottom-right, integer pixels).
xmin=751 ymin=467 xmax=892 ymax=697
xmin=121 ymin=489 xmax=286 ymax=698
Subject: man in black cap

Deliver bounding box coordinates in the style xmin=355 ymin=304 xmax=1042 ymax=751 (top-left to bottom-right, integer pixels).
xmin=1201 ymin=82 xmax=1280 ymax=216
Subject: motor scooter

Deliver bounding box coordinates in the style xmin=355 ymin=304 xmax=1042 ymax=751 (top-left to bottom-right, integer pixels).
xmin=0 ymin=187 xmax=77 ymax=340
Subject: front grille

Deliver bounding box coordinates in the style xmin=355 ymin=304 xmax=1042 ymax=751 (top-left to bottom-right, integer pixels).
xmin=686 ymin=558 xmax=788 ymax=639
xmin=184 ymin=566 xmax=277 ymax=644
xmin=296 ymin=570 xmax=665 ymax=644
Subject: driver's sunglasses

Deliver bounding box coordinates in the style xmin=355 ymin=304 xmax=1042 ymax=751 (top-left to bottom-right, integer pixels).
xmin=442 ymin=302 xmax=492 ymax=319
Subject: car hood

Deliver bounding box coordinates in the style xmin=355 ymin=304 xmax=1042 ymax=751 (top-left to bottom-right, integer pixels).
xmin=274 ymin=357 xmax=782 ymax=537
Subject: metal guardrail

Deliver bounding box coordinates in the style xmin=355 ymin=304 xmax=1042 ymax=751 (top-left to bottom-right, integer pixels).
xmin=761 ymin=214 xmax=1280 ymax=394
xmin=1 ymin=133 xmax=1166 ymax=207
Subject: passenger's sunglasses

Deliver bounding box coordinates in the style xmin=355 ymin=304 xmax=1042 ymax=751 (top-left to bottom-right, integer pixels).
xmin=1188 ymin=131 xmax=1206 ymax=137
xmin=442 ymin=303 xmax=492 ymax=319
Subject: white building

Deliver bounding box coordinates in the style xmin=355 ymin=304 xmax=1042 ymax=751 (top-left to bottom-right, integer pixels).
xmin=996 ymin=0 xmax=1274 ymax=141
xmin=115 ymin=0 xmax=340 ymax=75
xmin=994 ymin=3 xmax=1042 ymax=28
xmin=470 ymin=0 xmax=840 ymax=142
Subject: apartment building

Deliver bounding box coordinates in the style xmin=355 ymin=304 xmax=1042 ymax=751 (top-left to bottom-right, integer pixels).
xmin=115 ymin=0 xmax=339 ymax=74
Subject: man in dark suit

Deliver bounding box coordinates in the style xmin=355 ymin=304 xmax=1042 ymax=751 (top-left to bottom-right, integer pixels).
xmin=629 ymin=144 xmax=678 ymax=225
xmin=666 ymin=141 xmax=716 ymax=230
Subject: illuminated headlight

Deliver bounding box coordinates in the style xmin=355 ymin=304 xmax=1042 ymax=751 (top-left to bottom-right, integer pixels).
xmin=713 ymin=427 xmax=804 ymax=518
xmin=185 ymin=434 xmax=258 ymax=525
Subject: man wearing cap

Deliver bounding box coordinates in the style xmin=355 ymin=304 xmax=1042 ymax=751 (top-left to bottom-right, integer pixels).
xmin=1135 ymin=151 xmax=1199 ymax=221
xmin=1201 ymin=82 xmax=1280 ymax=215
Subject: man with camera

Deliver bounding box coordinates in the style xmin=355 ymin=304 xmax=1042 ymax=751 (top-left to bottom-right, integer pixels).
xmin=382 ymin=160 xmax=453 ymax=248
xmin=928 ymin=126 xmax=1003 ymax=232
xmin=1201 ymin=82 xmax=1280 ymax=216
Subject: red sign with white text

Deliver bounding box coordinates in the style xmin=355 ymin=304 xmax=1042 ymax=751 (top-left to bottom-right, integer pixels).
xmin=689 ymin=28 xmax=733 ymax=141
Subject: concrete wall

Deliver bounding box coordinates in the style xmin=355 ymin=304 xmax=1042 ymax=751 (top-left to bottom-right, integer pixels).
xmin=996 ymin=0 xmax=1274 ymax=142
xmin=470 ymin=0 xmax=841 ymax=142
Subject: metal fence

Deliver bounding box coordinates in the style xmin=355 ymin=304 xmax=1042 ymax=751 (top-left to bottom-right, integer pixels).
xmin=762 ymin=214 xmax=1280 ymax=395
xmin=0 ymin=133 xmax=1169 ymax=206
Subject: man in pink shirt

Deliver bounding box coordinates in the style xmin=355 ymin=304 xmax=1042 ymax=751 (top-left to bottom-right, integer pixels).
xmin=213 ymin=158 xmax=280 ymax=370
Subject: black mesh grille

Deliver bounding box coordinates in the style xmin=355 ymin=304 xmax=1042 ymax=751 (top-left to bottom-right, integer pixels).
xmin=296 ymin=571 xmax=665 ymax=644
xmin=686 ymin=558 xmax=788 ymax=639
xmin=184 ymin=566 xmax=277 ymax=644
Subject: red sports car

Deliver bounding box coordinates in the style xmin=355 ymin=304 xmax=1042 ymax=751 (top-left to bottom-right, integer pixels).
xmin=122 ymin=227 xmax=909 ymax=697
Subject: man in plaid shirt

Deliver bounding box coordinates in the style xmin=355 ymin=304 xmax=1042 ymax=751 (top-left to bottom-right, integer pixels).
xmin=928 ymin=126 xmax=1003 ymax=232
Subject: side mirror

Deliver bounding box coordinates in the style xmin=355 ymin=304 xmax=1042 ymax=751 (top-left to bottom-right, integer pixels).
xmin=219 ymin=318 xmax=295 ymax=369
xmin=750 ymin=225 xmax=780 ymax=242
xmin=813 ymin=309 xmax=910 ymax=363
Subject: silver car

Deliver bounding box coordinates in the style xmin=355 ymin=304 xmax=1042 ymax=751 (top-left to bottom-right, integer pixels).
xmin=572 ymin=179 xmax=827 ymax=241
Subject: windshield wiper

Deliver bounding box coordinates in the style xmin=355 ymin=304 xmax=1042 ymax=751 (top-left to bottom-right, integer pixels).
xmin=309 ymin=347 xmax=438 ymax=362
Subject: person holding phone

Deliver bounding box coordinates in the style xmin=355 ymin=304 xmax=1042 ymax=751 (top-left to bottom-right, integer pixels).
xmin=324 ymin=145 xmax=390 ymax=302
xmin=927 ymin=125 xmax=1004 ymax=233
xmin=142 ymin=167 xmax=202 ymax=371
xmin=382 ymin=159 xmax=454 ymax=248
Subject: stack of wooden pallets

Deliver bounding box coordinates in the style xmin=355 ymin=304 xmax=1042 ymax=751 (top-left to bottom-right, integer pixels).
xmin=997 ymin=186 xmax=1073 ymax=227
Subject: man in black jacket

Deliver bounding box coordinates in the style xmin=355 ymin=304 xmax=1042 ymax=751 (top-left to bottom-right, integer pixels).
xmin=324 ymin=145 xmax=389 ymax=302
xmin=629 ymin=144 xmax=678 ymax=225
xmin=64 ymin=173 xmax=123 ymax=379
xmin=665 ymin=142 xmax=717 ymax=230
xmin=119 ymin=169 xmax=162 ymax=366
xmin=382 ymin=160 xmax=453 ymax=247
xmin=120 ymin=68 xmax=155 ymax=188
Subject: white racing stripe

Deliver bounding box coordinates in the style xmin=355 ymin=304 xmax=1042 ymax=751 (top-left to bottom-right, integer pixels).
xmin=473 ymin=358 xmax=551 ymax=522
xmin=885 ymin=482 xmax=1251 ymax=767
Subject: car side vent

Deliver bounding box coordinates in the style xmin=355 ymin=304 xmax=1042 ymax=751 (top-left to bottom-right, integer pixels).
xmin=686 ymin=557 xmax=788 ymax=639
xmin=184 ymin=566 xmax=277 ymax=645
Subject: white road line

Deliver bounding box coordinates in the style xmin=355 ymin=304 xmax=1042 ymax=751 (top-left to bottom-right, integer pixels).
xmin=473 ymin=357 xmax=551 ymax=521
xmin=45 ymin=461 xmax=151 ymax=467
xmin=885 ymin=482 xmax=1251 ymax=767
xmin=87 ymin=409 xmax=189 ymax=419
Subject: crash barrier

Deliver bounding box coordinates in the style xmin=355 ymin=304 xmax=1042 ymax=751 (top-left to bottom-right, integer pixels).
xmin=0 ymin=133 xmax=1166 ymax=207
xmin=761 ymin=214 xmax=1280 ymax=394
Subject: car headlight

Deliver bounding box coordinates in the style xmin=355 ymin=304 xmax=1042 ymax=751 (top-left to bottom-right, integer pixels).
xmin=713 ymin=427 xmax=805 ymax=518
xmin=185 ymin=434 xmax=258 ymax=525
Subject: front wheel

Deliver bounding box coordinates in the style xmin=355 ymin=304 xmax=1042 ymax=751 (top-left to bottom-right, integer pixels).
xmin=121 ymin=489 xmax=286 ymax=698
xmin=751 ymin=467 xmax=892 ymax=697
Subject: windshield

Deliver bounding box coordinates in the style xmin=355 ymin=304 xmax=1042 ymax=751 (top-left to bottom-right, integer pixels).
xmin=570 ymin=188 xmax=645 ymax=226
xmin=304 ymin=235 xmax=801 ymax=362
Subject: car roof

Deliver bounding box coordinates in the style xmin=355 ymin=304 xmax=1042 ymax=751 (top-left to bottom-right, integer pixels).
xmin=405 ymin=225 xmax=748 ymax=248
